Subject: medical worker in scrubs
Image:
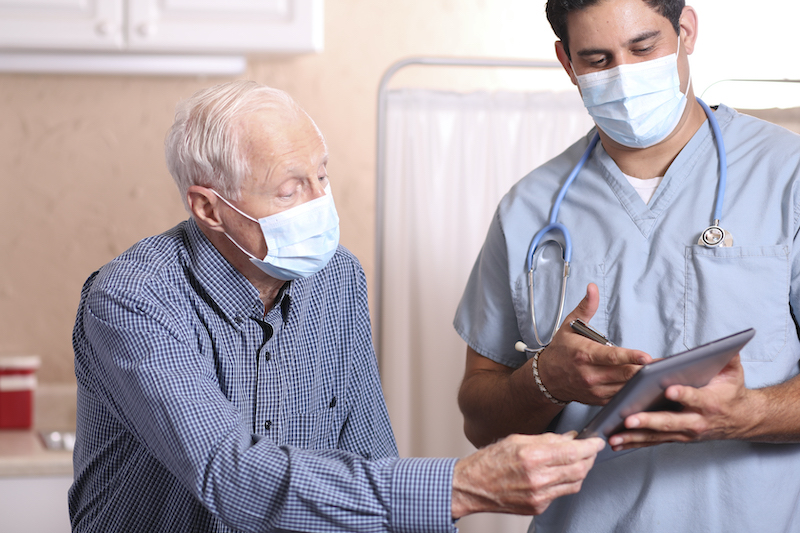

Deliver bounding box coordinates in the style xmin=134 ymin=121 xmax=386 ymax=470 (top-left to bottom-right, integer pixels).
xmin=454 ymin=0 xmax=800 ymax=531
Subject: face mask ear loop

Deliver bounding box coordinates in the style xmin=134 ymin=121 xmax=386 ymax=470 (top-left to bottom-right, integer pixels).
xmin=208 ymin=189 xmax=259 ymax=223
xmin=677 ymin=34 xmax=692 ymax=97
xmin=207 ymin=189 xmax=264 ymax=261
xmin=568 ymin=59 xmax=579 ymax=84
xmin=222 ymin=232 xmax=261 ymax=262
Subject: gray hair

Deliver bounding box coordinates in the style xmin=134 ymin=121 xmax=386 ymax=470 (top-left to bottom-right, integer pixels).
xmin=165 ymin=80 xmax=304 ymax=210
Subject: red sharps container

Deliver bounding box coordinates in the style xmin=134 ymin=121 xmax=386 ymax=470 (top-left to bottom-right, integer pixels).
xmin=0 ymin=356 xmax=41 ymax=429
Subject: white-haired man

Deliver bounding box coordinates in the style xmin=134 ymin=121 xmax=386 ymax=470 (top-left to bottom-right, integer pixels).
xmin=69 ymin=80 xmax=604 ymax=532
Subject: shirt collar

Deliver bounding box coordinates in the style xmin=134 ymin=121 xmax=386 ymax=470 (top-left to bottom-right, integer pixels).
xmin=184 ymin=218 xmax=263 ymax=326
xmin=184 ymin=219 xmax=296 ymax=326
xmin=594 ymin=104 xmax=736 ymax=234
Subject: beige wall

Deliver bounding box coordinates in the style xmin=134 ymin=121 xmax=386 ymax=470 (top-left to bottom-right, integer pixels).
xmin=0 ymin=1 xmax=564 ymax=388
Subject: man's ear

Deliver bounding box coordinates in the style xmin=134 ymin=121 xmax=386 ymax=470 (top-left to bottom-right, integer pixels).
xmin=679 ymin=6 xmax=699 ymax=55
xmin=187 ymin=186 xmax=226 ymax=233
xmin=555 ymin=41 xmax=578 ymax=86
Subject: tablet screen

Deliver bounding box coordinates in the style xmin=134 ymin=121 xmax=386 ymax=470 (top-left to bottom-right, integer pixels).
xmin=577 ymin=328 xmax=755 ymax=443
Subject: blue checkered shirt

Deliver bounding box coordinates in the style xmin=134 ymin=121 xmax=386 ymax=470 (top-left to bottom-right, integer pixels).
xmin=69 ymin=219 xmax=457 ymax=533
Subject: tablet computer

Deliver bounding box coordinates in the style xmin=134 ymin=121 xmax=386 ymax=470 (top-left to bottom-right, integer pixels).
xmin=577 ymin=328 xmax=755 ymax=442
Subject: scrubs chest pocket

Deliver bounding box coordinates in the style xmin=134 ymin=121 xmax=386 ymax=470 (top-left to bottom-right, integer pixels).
xmin=684 ymin=245 xmax=790 ymax=362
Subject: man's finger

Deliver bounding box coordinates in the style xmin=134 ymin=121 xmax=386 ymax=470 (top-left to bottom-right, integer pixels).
xmin=546 ymin=437 xmax=605 ymax=465
xmin=580 ymin=344 xmax=652 ymax=367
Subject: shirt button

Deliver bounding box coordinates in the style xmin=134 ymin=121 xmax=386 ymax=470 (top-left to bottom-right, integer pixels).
xmin=234 ymin=315 xmax=243 ymax=325
xmin=263 ymin=351 xmax=271 ymax=361
xmin=264 ymin=420 xmax=272 ymax=431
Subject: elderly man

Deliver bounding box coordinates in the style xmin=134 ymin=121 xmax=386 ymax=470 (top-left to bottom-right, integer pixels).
xmin=455 ymin=0 xmax=800 ymax=532
xmin=68 ymin=80 xmax=604 ymax=532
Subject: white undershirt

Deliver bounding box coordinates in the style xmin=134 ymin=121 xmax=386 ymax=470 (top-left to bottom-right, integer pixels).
xmin=624 ymin=174 xmax=664 ymax=204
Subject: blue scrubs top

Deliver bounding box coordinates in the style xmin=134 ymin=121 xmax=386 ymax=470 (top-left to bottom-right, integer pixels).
xmin=455 ymin=105 xmax=800 ymax=532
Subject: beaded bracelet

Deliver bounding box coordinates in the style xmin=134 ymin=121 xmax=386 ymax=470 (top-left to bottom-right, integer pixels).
xmin=531 ymin=347 xmax=566 ymax=406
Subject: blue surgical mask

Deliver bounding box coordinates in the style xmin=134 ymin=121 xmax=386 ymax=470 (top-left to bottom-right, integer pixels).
xmin=574 ymin=39 xmax=689 ymax=148
xmin=210 ymin=185 xmax=340 ymax=281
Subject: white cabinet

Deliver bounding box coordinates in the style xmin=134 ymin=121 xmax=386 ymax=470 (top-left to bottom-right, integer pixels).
xmin=0 ymin=0 xmax=125 ymax=50
xmin=127 ymin=0 xmax=323 ymax=53
xmin=0 ymin=475 xmax=73 ymax=533
xmin=0 ymin=0 xmax=323 ymax=53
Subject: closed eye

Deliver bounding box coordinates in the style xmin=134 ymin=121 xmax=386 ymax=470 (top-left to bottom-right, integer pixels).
xmin=576 ymin=50 xmax=610 ymax=69
xmin=631 ymin=45 xmax=656 ymax=56
xmin=588 ymin=56 xmax=608 ymax=67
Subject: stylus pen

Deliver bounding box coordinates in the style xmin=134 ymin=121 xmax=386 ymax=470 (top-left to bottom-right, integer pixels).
xmin=570 ymin=319 xmax=616 ymax=347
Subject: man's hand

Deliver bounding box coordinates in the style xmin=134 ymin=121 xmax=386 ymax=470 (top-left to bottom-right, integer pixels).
xmin=451 ymin=432 xmax=605 ymax=518
xmin=538 ymin=283 xmax=652 ymax=405
xmin=459 ymin=283 xmax=652 ymax=448
xmin=607 ymin=355 xmax=766 ymax=450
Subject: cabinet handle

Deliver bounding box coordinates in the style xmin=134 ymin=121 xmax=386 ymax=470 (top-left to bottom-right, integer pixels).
xmin=137 ymin=22 xmax=157 ymax=38
xmin=95 ymin=20 xmax=118 ymax=36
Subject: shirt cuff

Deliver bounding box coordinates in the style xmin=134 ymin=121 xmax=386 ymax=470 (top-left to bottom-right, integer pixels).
xmin=390 ymin=457 xmax=459 ymax=533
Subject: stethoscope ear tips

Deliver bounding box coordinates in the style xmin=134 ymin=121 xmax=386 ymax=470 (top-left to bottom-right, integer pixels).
xmin=515 ymin=341 xmax=528 ymax=353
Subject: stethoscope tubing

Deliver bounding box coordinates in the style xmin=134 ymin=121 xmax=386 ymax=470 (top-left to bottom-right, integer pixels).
xmin=523 ymin=97 xmax=727 ymax=348
xmin=525 ymin=133 xmax=601 ymax=271
xmin=526 ymin=97 xmax=726 ymax=269
xmin=696 ymin=98 xmax=727 ymax=223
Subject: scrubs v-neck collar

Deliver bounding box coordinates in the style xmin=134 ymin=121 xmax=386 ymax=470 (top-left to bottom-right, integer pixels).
xmin=592 ymin=105 xmax=735 ymax=238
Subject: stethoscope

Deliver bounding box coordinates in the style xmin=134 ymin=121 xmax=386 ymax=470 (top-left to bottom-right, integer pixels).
xmin=524 ymin=97 xmax=732 ymax=348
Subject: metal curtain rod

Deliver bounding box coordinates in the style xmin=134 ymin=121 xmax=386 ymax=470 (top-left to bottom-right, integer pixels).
xmin=373 ymin=56 xmax=562 ymax=365
xmin=700 ymin=77 xmax=800 ymax=100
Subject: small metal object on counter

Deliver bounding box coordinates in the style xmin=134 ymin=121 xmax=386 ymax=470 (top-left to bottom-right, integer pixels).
xmin=39 ymin=431 xmax=76 ymax=451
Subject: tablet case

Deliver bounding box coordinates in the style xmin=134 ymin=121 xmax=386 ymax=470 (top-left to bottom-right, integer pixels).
xmin=577 ymin=328 xmax=755 ymax=459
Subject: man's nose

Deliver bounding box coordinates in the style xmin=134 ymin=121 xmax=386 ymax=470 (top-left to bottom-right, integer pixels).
xmin=311 ymin=179 xmax=328 ymax=199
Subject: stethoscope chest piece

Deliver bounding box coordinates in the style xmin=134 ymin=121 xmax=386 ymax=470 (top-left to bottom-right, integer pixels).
xmin=698 ymin=220 xmax=733 ymax=247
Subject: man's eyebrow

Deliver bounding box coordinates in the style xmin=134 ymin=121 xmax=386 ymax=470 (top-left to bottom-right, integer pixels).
xmin=281 ymin=157 xmax=329 ymax=176
xmin=575 ymin=30 xmax=663 ymax=58
xmin=576 ymin=47 xmax=609 ymax=58
xmin=627 ymin=30 xmax=661 ymax=46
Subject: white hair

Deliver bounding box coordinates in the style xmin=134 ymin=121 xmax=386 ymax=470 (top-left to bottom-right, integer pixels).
xmin=164 ymin=80 xmax=305 ymax=211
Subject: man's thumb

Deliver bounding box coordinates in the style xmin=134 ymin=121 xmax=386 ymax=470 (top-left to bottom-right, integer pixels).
xmin=570 ymin=283 xmax=599 ymax=322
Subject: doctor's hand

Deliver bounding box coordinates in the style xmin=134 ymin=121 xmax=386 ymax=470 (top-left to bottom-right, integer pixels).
xmin=537 ymin=283 xmax=652 ymax=406
xmin=606 ymin=354 xmax=762 ymax=451
xmin=451 ymin=431 xmax=605 ymax=519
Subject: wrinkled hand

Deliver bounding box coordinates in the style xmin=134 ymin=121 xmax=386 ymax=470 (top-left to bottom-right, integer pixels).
xmin=537 ymin=284 xmax=651 ymax=405
xmin=451 ymin=432 xmax=605 ymax=518
xmin=608 ymin=355 xmax=757 ymax=450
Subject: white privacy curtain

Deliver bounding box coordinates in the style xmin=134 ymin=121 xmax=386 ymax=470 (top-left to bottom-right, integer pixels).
xmin=379 ymin=88 xmax=593 ymax=533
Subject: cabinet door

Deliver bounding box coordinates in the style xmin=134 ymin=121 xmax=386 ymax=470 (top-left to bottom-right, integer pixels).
xmin=0 ymin=0 xmax=123 ymax=50
xmin=127 ymin=0 xmax=324 ymax=53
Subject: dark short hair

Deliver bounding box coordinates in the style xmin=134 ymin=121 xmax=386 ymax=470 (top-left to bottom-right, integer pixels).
xmin=546 ymin=0 xmax=685 ymax=59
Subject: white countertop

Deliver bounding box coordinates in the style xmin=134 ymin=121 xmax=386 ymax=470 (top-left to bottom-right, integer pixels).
xmin=0 ymin=430 xmax=73 ymax=477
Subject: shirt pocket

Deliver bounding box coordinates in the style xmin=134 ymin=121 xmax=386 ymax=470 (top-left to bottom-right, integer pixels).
xmin=684 ymin=245 xmax=790 ymax=362
xmin=281 ymin=405 xmax=339 ymax=449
